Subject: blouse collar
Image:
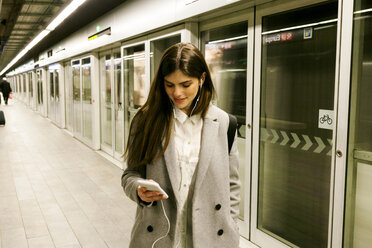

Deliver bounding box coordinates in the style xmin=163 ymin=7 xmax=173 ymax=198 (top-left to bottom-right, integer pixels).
xmin=173 ymin=107 xmax=201 ymax=125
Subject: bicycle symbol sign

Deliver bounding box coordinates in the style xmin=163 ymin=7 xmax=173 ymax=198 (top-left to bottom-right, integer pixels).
xmin=319 ymin=109 xmax=334 ymax=130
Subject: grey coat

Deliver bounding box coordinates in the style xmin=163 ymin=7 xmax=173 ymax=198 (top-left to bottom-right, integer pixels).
xmin=121 ymin=105 xmax=240 ymax=248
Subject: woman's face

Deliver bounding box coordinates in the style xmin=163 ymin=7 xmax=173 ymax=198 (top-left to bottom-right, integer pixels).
xmin=164 ymin=69 xmax=201 ymax=115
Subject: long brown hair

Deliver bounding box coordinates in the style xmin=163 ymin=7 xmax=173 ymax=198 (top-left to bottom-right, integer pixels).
xmin=124 ymin=43 xmax=216 ymax=168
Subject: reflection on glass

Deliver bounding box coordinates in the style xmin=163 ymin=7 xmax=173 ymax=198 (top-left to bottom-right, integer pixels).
xmin=36 ymin=70 xmax=43 ymax=111
xmin=72 ymin=63 xmax=81 ymax=134
xmin=114 ymin=52 xmax=123 ymax=153
xmin=55 ymin=70 xmax=60 ymax=125
xmin=201 ymin=22 xmax=248 ymax=221
xmin=344 ymin=2 xmax=372 ymax=247
xmin=123 ymin=44 xmax=146 ymax=145
xmin=354 ymin=0 xmax=372 ymax=11
xmin=65 ymin=63 xmax=73 ymax=132
xmin=150 ymin=35 xmax=181 ymax=80
xmin=101 ymin=55 xmax=112 ymax=147
xmin=258 ymin=2 xmax=337 ymax=247
xmin=82 ymin=58 xmax=92 ymax=141
xmin=28 ymin=72 xmax=33 ymax=106
xmin=49 ymin=71 xmax=54 ymax=119
xmin=23 ymin=74 xmax=26 ymax=94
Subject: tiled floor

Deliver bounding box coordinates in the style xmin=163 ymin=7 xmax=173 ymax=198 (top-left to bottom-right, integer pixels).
xmin=0 ymin=101 xmax=136 ymax=248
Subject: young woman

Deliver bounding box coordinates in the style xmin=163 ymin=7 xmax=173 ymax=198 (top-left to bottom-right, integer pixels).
xmin=121 ymin=43 xmax=240 ymax=248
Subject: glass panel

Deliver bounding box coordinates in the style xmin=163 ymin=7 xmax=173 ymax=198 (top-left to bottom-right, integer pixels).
xmin=55 ymin=70 xmax=60 ymax=125
xmin=258 ymin=2 xmax=337 ymax=247
xmin=100 ymin=54 xmax=113 ymax=147
xmin=29 ymin=72 xmax=33 ymax=98
xmin=37 ymin=70 xmax=43 ymax=112
xmin=23 ymin=74 xmax=26 ymax=95
xmin=114 ymin=51 xmax=123 ymax=153
xmin=201 ymin=21 xmax=248 ymax=220
xmin=28 ymin=72 xmax=33 ymax=106
xmin=40 ymin=71 xmax=43 ymax=105
xmin=123 ymin=44 xmax=146 ymax=146
xmin=344 ymin=2 xmax=372 ymax=247
xmin=150 ymin=35 xmax=181 ymax=80
xmin=82 ymin=58 xmax=92 ymax=141
xmin=72 ymin=63 xmax=82 ymax=134
xmin=49 ymin=71 xmax=54 ymax=119
xmin=354 ymin=0 xmax=372 ymax=11
xmin=65 ymin=62 xmax=73 ymax=131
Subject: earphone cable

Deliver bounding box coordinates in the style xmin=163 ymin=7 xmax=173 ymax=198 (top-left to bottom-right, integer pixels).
xmin=151 ymin=200 xmax=170 ymax=248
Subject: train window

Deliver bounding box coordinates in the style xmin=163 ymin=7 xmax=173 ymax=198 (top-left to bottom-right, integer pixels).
xmin=201 ymin=21 xmax=248 ymax=222
xmin=262 ymin=1 xmax=338 ymax=33
xmin=82 ymin=57 xmax=91 ymax=65
xmin=256 ymin=1 xmax=338 ymax=247
xmin=200 ymin=22 xmax=247 ymax=138
xmin=150 ymin=35 xmax=181 ymax=80
xmin=123 ymin=44 xmax=146 ymax=144
xmin=344 ymin=1 xmax=372 ymax=247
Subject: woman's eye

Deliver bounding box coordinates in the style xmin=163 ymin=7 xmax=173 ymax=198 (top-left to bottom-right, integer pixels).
xmin=166 ymin=84 xmax=173 ymax=88
xmin=183 ymin=84 xmax=191 ymax=88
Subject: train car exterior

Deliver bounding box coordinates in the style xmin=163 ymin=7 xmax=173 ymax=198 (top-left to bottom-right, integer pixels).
xmin=6 ymin=0 xmax=372 ymax=247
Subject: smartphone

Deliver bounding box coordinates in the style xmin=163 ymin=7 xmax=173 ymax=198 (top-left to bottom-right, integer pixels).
xmin=137 ymin=179 xmax=169 ymax=199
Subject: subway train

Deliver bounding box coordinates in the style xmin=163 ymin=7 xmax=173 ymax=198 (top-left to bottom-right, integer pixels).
xmin=4 ymin=0 xmax=372 ymax=247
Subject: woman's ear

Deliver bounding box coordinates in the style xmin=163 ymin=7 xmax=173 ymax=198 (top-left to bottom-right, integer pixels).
xmin=200 ymin=72 xmax=206 ymax=86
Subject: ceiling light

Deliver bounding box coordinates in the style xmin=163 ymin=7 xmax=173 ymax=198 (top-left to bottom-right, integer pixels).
xmin=46 ymin=0 xmax=87 ymax=31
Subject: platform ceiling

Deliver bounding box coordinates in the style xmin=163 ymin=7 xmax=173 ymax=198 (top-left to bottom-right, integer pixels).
xmin=0 ymin=0 xmax=125 ymax=75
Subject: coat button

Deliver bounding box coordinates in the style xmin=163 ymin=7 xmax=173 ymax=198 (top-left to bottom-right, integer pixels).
xmin=217 ymin=229 xmax=224 ymax=236
xmin=215 ymin=204 xmax=221 ymax=210
xmin=147 ymin=225 xmax=153 ymax=232
xmin=152 ymin=201 xmax=157 ymax=206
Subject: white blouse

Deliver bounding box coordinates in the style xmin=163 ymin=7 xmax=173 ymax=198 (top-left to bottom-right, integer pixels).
xmin=173 ymin=107 xmax=203 ymax=248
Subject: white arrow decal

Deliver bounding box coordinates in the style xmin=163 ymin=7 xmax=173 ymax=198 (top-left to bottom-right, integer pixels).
xmin=327 ymin=139 xmax=332 ymax=156
xmin=314 ymin=136 xmax=325 ymax=153
xmin=290 ymin=133 xmax=300 ymax=148
xmin=260 ymin=128 xmax=270 ymax=141
xmin=280 ymin=131 xmax=289 ymax=146
xmin=302 ymin=135 xmax=312 ymax=150
xmin=271 ymin=129 xmax=279 ymax=144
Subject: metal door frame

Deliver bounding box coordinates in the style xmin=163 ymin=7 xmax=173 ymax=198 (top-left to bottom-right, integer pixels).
xmin=251 ymin=0 xmax=350 ymax=247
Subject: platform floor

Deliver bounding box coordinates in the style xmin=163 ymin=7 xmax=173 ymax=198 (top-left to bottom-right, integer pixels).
xmin=0 ymin=101 xmax=136 ymax=248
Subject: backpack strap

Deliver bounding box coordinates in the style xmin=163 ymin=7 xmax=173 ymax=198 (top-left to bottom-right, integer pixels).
xmin=227 ymin=113 xmax=237 ymax=154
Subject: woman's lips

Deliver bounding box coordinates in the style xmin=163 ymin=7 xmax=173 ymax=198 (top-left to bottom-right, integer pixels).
xmin=174 ymin=98 xmax=185 ymax=103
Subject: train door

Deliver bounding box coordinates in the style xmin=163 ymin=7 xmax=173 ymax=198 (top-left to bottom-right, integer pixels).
xmin=344 ymin=0 xmax=372 ymax=247
xmin=199 ymin=10 xmax=254 ymax=238
xmin=251 ymin=0 xmax=341 ymax=247
xmin=122 ymin=30 xmax=182 ymax=151
xmin=28 ymin=71 xmax=34 ymax=109
xmin=22 ymin=73 xmax=27 ymax=103
xmin=64 ymin=61 xmax=73 ymax=132
xmin=71 ymin=57 xmax=93 ymax=144
xmin=36 ymin=69 xmax=43 ymax=114
xmin=99 ymin=49 xmax=124 ymax=158
xmin=48 ymin=67 xmax=55 ymax=122
xmin=47 ymin=64 xmax=61 ymax=126
xmin=122 ymin=42 xmax=146 ymax=148
xmin=26 ymin=72 xmax=30 ymax=106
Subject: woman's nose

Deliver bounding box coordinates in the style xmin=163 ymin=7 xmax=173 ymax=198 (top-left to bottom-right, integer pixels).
xmin=173 ymin=86 xmax=182 ymax=97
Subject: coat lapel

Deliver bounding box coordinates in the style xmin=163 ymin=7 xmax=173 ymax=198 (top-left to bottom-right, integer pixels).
xmin=163 ymin=130 xmax=181 ymax=205
xmin=193 ymin=109 xmax=219 ymax=192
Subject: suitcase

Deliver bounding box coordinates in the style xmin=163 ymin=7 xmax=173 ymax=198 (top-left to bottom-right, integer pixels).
xmin=0 ymin=110 xmax=5 ymax=125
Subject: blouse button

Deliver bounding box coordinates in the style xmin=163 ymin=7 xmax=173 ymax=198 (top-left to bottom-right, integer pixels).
xmin=147 ymin=225 xmax=153 ymax=232
xmin=217 ymin=229 xmax=224 ymax=236
xmin=215 ymin=204 xmax=221 ymax=210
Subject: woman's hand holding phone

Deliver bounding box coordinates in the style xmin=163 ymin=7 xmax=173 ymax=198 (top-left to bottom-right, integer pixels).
xmin=137 ymin=179 xmax=168 ymax=203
